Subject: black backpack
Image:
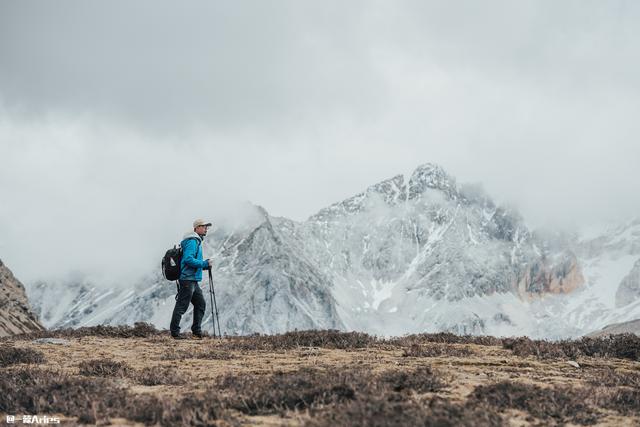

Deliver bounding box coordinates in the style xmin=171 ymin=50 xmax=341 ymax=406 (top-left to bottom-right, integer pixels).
xmin=161 ymin=238 xmax=201 ymax=282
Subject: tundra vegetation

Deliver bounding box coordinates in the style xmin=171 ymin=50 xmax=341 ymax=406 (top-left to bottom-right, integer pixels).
xmin=1 ymin=323 xmax=639 ymax=426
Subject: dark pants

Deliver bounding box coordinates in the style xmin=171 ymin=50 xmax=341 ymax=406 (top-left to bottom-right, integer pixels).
xmin=170 ymin=280 xmax=206 ymax=336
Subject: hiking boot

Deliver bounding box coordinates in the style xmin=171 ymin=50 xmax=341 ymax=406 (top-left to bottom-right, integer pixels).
xmin=171 ymin=333 xmax=188 ymax=340
xmin=192 ymin=332 xmax=204 ymax=340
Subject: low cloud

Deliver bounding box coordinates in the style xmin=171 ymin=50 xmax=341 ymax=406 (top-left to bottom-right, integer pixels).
xmin=1 ymin=1 xmax=639 ymax=284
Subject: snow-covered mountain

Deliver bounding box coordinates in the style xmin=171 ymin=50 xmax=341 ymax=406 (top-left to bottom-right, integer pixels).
xmin=26 ymin=164 xmax=640 ymax=339
xmin=561 ymin=219 xmax=640 ymax=332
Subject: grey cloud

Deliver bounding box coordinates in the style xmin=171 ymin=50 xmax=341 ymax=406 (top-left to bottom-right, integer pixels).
xmin=0 ymin=1 xmax=639 ymax=284
xmin=0 ymin=1 xmax=387 ymax=134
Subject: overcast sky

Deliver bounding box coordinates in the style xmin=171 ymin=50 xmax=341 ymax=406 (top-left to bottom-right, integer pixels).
xmin=1 ymin=1 xmax=639 ymax=285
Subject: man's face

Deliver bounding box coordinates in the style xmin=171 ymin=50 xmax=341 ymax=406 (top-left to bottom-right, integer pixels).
xmin=196 ymin=225 xmax=210 ymax=236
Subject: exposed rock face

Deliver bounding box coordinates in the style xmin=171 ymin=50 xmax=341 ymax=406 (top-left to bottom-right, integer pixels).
xmin=408 ymin=164 xmax=458 ymax=200
xmin=615 ymin=259 xmax=640 ymax=308
xmin=0 ymin=258 xmax=44 ymax=337
xmin=515 ymin=254 xmax=585 ymax=299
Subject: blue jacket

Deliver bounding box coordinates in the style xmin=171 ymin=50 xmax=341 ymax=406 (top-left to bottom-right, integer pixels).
xmin=180 ymin=232 xmax=208 ymax=281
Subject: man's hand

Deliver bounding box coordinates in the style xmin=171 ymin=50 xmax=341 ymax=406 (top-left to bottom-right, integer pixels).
xmin=208 ymin=258 xmax=214 ymax=268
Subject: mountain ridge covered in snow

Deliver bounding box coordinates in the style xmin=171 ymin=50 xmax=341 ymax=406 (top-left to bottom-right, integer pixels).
xmin=25 ymin=164 xmax=640 ymax=339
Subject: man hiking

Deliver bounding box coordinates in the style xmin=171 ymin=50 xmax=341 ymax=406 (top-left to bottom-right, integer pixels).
xmin=170 ymin=219 xmax=213 ymax=340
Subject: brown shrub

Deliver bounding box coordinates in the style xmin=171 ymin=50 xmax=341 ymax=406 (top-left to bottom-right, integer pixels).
xmin=0 ymin=346 xmax=46 ymax=367
xmin=0 ymin=367 xmax=234 ymax=426
xmin=503 ymin=334 xmax=640 ymax=361
xmin=121 ymin=393 xmax=231 ymax=426
xmin=161 ymin=348 xmax=233 ymax=361
xmin=586 ymin=367 xmax=640 ymax=388
xmin=470 ymin=381 xmax=599 ymax=425
xmin=578 ymin=334 xmax=640 ymax=360
xmin=306 ymin=395 xmax=504 ymax=427
xmin=217 ymin=367 xmax=358 ymax=415
xmin=0 ymin=367 xmax=129 ymax=420
xmin=502 ymin=337 xmax=572 ymax=359
xmin=304 ymin=395 xmax=428 ymax=427
xmin=159 ymin=394 xmax=231 ymax=426
xmin=603 ymin=389 xmax=640 ymax=416
xmin=587 ymin=387 xmax=640 ymax=416
xmin=217 ymin=364 xmax=448 ymax=416
xmin=377 ymin=367 xmax=445 ymax=393
xmin=426 ymin=397 xmax=505 ymax=427
xmin=132 ymin=366 xmax=186 ymax=386
xmin=401 ymin=343 xmax=475 ymax=358
xmin=78 ymin=359 xmax=131 ymax=377
xmin=218 ymin=330 xmax=377 ymax=352
xmin=386 ymin=332 xmax=503 ymax=348
xmin=8 ymin=322 xmax=162 ymax=341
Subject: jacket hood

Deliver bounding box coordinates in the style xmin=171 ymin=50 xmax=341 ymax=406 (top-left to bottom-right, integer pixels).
xmin=182 ymin=231 xmax=203 ymax=242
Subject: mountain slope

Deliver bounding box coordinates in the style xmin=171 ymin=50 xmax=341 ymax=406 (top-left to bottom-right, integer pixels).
xmin=279 ymin=164 xmax=584 ymax=336
xmin=0 ymin=258 xmax=44 ymax=337
xmin=26 ymin=164 xmax=640 ymax=339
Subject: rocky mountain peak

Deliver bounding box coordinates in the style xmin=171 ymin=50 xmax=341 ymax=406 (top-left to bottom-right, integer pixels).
xmin=408 ymin=163 xmax=457 ymax=200
xmin=310 ymin=164 xmax=456 ymax=223
xmin=365 ymin=174 xmax=407 ymax=205
xmin=308 ymin=174 xmax=407 ymax=222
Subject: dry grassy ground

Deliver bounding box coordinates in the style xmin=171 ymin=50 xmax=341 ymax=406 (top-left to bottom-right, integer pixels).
xmin=1 ymin=324 xmax=639 ymax=426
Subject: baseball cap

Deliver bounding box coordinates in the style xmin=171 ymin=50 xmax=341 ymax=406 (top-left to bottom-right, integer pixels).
xmin=193 ymin=219 xmax=212 ymax=228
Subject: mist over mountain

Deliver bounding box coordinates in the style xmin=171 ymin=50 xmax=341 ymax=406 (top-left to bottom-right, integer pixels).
xmin=24 ymin=164 xmax=640 ymax=338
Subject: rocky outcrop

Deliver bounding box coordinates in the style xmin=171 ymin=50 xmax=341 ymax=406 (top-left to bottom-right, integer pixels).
xmin=515 ymin=253 xmax=585 ymax=299
xmin=0 ymin=258 xmax=45 ymax=337
xmin=408 ymin=163 xmax=458 ymax=200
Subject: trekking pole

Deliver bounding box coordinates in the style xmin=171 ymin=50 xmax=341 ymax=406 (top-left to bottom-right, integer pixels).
xmin=208 ymin=268 xmax=222 ymax=338
xmin=206 ymin=267 xmax=216 ymax=338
